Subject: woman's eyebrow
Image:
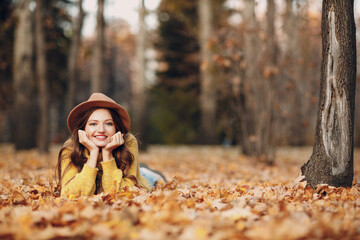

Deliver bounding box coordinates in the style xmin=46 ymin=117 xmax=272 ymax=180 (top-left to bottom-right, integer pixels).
xmin=88 ymin=119 xmax=113 ymax=122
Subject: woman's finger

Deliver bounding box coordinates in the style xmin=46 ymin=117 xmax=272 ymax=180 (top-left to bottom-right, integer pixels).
xmin=113 ymin=132 xmax=121 ymax=144
xmin=78 ymin=130 xmax=83 ymax=142
xmin=120 ymin=133 xmax=124 ymax=145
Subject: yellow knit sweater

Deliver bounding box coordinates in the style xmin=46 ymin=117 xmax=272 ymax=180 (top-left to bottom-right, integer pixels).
xmin=60 ymin=133 xmax=151 ymax=198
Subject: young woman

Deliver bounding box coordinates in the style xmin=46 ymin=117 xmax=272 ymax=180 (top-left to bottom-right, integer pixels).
xmin=57 ymin=93 xmax=166 ymax=198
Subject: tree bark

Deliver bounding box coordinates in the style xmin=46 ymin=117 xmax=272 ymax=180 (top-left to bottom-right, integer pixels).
xmin=199 ymin=0 xmax=216 ymax=144
xmin=35 ymin=0 xmax=49 ymax=153
xmin=66 ymin=0 xmax=84 ymax=113
xmin=13 ymin=0 xmax=36 ymax=150
xmin=133 ymin=0 xmax=148 ymax=150
xmin=91 ymin=0 xmax=105 ymax=93
xmin=301 ymin=0 xmax=356 ymax=188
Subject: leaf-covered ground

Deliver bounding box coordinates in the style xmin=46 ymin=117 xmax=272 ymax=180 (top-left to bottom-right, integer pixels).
xmin=0 ymin=144 xmax=360 ymax=239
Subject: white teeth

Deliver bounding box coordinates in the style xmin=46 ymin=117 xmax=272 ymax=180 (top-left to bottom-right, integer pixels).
xmin=95 ymin=136 xmax=107 ymax=140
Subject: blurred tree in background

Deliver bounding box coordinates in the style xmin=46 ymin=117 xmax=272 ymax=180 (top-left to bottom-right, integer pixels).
xmin=277 ymin=0 xmax=321 ymax=146
xmin=35 ymin=0 xmax=49 ymax=153
xmin=198 ymin=0 xmax=215 ymax=144
xmin=132 ymin=0 xmax=148 ymax=151
xmin=91 ymin=0 xmax=105 ymax=93
xmin=13 ymin=0 xmax=36 ymax=149
xmin=66 ymin=0 xmax=84 ymax=116
xmin=241 ymin=0 xmax=274 ymax=163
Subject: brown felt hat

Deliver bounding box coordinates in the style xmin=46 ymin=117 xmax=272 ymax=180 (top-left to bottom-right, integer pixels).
xmin=67 ymin=93 xmax=131 ymax=133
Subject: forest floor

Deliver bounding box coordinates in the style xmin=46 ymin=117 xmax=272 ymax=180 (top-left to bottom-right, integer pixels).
xmin=0 ymin=144 xmax=360 ymax=239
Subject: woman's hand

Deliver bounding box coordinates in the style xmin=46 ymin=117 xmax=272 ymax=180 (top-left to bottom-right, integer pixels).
xmin=102 ymin=132 xmax=124 ymax=161
xmin=78 ymin=130 xmax=99 ymax=168
xmin=78 ymin=130 xmax=99 ymax=153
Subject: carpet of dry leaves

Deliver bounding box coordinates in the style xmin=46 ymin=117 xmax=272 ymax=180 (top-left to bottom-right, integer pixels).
xmin=0 ymin=144 xmax=360 ymax=240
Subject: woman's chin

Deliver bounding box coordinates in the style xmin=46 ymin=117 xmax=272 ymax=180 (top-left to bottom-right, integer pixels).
xmin=93 ymin=141 xmax=109 ymax=148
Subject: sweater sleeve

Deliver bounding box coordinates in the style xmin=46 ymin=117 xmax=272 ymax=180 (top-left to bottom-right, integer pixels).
xmin=100 ymin=159 xmax=130 ymax=192
xmin=101 ymin=134 xmax=151 ymax=192
xmin=60 ymin=149 xmax=98 ymax=198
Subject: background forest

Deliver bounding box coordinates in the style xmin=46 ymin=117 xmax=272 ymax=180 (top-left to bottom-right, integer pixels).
xmin=1 ymin=0 xmax=360 ymax=159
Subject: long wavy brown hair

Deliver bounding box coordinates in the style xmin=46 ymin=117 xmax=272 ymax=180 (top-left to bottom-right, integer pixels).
xmin=56 ymin=107 xmax=135 ymax=193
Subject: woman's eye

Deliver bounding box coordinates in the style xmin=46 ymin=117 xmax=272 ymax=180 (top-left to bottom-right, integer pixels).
xmin=89 ymin=123 xmax=96 ymax=126
xmin=106 ymin=122 xmax=113 ymax=126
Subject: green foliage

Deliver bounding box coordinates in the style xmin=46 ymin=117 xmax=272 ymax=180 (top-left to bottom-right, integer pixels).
xmin=150 ymin=0 xmax=200 ymax=144
xmin=155 ymin=1 xmax=199 ymax=88
xmin=149 ymin=86 xmax=199 ymax=144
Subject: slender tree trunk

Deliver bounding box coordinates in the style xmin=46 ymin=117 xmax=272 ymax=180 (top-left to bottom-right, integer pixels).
xmin=13 ymin=0 xmax=36 ymax=150
xmin=283 ymin=0 xmax=304 ymax=145
xmin=242 ymin=0 xmax=258 ymax=156
xmin=265 ymin=0 xmax=277 ymax=64
xmin=261 ymin=0 xmax=277 ymax=161
xmin=91 ymin=0 xmax=105 ymax=93
xmin=301 ymin=0 xmax=356 ymax=188
xmin=241 ymin=0 xmax=273 ymax=163
xmin=199 ymin=0 xmax=216 ymax=144
xmin=35 ymin=0 xmax=49 ymax=153
xmin=66 ymin=0 xmax=84 ymax=113
xmin=133 ymin=0 xmax=148 ymax=150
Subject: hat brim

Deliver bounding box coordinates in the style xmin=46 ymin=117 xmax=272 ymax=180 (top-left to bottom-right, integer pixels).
xmin=67 ymin=100 xmax=131 ymax=133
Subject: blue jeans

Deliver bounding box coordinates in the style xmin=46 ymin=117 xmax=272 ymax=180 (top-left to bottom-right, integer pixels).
xmin=140 ymin=167 xmax=157 ymax=189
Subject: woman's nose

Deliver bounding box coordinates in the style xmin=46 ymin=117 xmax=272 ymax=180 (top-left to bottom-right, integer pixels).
xmin=98 ymin=124 xmax=105 ymax=132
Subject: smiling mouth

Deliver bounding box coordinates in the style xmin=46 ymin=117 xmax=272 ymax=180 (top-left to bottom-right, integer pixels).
xmin=94 ymin=136 xmax=107 ymax=141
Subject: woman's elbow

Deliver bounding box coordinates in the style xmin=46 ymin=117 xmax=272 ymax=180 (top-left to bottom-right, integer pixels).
xmin=61 ymin=185 xmax=95 ymax=198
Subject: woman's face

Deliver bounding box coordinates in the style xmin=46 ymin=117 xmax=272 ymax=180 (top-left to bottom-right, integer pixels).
xmin=84 ymin=108 xmax=116 ymax=148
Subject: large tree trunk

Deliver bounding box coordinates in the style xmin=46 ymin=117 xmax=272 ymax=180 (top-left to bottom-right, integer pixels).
xmin=199 ymin=0 xmax=216 ymax=144
xmin=13 ymin=0 xmax=36 ymax=150
xmin=133 ymin=0 xmax=148 ymax=150
xmin=301 ymin=0 xmax=356 ymax=188
xmin=35 ymin=0 xmax=49 ymax=153
xmin=91 ymin=0 xmax=105 ymax=93
xmin=241 ymin=0 xmax=273 ymax=163
xmin=66 ymin=0 xmax=84 ymax=113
